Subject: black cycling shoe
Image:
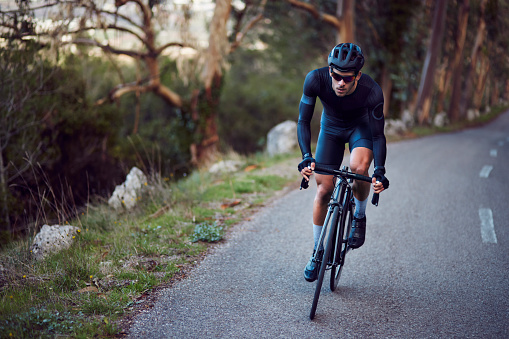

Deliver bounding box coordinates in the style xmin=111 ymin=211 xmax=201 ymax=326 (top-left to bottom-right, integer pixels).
xmin=304 ymin=249 xmax=324 ymax=282
xmin=348 ymin=216 xmax=366 ymax=249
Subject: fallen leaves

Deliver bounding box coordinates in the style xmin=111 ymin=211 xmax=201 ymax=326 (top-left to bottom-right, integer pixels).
xmin=78 ymin=286 xmax=98 ymax=293
xmin=220 ymin=200 xmax=242 ymax=209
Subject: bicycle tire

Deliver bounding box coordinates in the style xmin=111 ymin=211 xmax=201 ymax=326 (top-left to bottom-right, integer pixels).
xmin=330 ymin=192 xmax=353 ymax=291
xmin=309 ymin=204 xmax=340 ymax=320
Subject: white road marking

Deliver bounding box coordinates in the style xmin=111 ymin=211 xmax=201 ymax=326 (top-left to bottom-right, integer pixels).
xmin=479 ymin=165 xmax=493 ymax=178
xmin=479 ymin=208 xmax=497 ymax=244
xmin=490 ymin=149 xmax=498 ymax=157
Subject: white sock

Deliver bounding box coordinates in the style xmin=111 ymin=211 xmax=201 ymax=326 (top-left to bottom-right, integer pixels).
xmin=354 ymin=197 xmax=368 ymax=219
xmin=313 ymin=224 xmax=323 ymax=250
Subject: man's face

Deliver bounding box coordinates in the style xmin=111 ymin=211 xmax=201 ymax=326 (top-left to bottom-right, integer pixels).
xmin=329 ymin=67 xmax=361 ymax=97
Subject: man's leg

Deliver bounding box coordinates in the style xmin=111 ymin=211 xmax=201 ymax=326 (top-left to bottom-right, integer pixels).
xmin=311 ymin=130 xmax=344 ymax=249
xmin=304 ymin=173 xmax=334 ymax=282
xmin=348 ymin=146 xmax=373 ymax=248
xmin=313 ymin=173 xmax=335 ymax=227
xmin=349 ymin=146 xmax=373 ymax=202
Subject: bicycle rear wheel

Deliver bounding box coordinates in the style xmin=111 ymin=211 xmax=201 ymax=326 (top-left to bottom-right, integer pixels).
xmin=309 ymin=205 xmax=340 ymax=320
xmin=330 ymin=193 xmax=353 ymax=291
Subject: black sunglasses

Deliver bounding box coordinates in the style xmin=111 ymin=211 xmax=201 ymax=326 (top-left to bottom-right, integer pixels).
xmin=329 ymin=68 xmax=356 ymax=83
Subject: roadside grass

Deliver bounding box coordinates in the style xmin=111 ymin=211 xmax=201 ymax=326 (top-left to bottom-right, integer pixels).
xmin=0 ymin=150 xmax=301 ymax=338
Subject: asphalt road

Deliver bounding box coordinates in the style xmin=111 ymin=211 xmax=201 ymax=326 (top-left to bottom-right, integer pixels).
xmin=128 ymin=110 xmax=509 ymax=338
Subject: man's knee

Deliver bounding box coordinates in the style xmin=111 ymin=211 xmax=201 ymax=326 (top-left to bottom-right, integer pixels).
xmin=315 ymin=183 xmax=332 ymax=204
xmin=350 ymin=161 xmax=370 ymax=175
xmin=350 ymin=148 xmax=373 ymax=175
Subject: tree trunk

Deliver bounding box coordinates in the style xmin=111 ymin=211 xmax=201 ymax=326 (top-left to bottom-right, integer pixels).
xmin=460 ymin=0 xmax=487 ymax=117
xmin=191 ymin=0 xmax=232 ymax=165
xmin=448 ymin=0 xmax=470 ymax=123
xmin=415 ymin=0 xmax=448 ymax=125
xmin=490 ymin=79 xmax=499 ymax=107
xmin=381 ymin=64 xmax=392 ymax=117
xmin=472 ymin=53 xmax=489 ymax=111
xmin=435 ymin=59 xmax=452 ymax=114
xmin=337 ymin=0 xmax=355 ymax=43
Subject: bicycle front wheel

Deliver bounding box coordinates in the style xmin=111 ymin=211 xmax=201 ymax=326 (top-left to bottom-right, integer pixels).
xmin=330 ymin=195 xmax=353 ymax=291
xmin=309 ymin=204 xmax=340 ymax=320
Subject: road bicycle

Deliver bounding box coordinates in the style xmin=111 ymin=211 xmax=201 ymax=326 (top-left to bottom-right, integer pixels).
xmin=300 ymin=164 xmax=379 ymax=320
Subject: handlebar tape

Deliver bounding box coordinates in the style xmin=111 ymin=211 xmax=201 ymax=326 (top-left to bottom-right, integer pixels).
xmin=371 ymin=193 xmax=379 ymax=206
xmin=300 ymin=177 xmax=309 ymax=190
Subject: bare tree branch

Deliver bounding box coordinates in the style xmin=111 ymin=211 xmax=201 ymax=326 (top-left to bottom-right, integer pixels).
xmin=286 ymin=0 xmax=341 ymax=29
xmin=0 ymin=1 xmax=60 ymax=14
xmin=230 ymin=0 xmax=267 ymax=53
xmin=95 ymin=80 xmax=182 ymax=107
xmin=69 ymin=24 xmax=145 ymax=45
xmin=155 ymin=42 xmax=188 ymax=55
xmin=66 ymin=38 xmax=145 ymax=58
xmin=89 ymin=8 xmax=141 ymax=29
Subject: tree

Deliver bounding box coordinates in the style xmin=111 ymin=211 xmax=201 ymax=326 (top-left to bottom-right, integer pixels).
xmin=358 ymin=0 xmax=422 ymax=118
xmin=286 ymin=0 xmax=355 ymax=43
xmin=191 ymin=0 xmax=267 ymax=164
xmin=414 ymin=0 xmax=448 ymax=124
xmin=460 ymin=0 xmax=488 ymax=116
xmin=1 ymin=0 xmax=268 ymax=165
xmin=448 ymin=0 xmax=470 ymax=123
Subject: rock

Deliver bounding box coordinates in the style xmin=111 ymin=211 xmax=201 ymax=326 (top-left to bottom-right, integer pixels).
xmin=384 ymin=119 xmax=407 ymax=136
xmin=467 ymin=109 xmax=480 ymax=121
xmin=30 ymin=224 xmax=80 ymax=260
xmin=433 ymin=112 xmax=449 ymax=127
xmin=401 ymin=109 xmax=415 ymax=128
xmin=108 ymin=167 xmax=148 ymax=210
xmin=208 ymin=160 xmax=243 ymax=174
xmin=266 ymin=120 xmax=298 ymax=156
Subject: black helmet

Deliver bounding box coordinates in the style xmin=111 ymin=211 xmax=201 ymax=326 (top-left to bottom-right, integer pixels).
xmin=328 ymin=43 xmax=364 ymax=73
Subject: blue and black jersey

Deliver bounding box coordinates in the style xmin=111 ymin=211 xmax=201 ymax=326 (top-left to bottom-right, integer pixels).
xmin=297 ymin=67 xmax=387 ymax=169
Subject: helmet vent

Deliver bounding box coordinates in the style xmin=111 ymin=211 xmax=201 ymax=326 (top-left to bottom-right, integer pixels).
xmin=327 ymin=43 xmax=364 ymax=72
xmin=342 ymin=49 xmax=348 ymax=60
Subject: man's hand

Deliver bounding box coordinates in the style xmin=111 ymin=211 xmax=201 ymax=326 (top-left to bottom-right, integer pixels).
xmin=298 ymin=156 xmax=315 ymax=182
xmin=372 ymin=167 xmax=389 ymax=194
xmin=372 ymin=177 xmax=384 ymax=194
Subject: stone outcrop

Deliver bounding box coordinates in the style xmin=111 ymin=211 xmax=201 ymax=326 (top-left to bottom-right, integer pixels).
xmin=30 ymin=224 xmax=80 ymax=260
xmin=208 ymin=160 xmax=243 ymax=174
xmin=108 ymin=167 xmax=148 ymax=210
xmin=433 ymin=112 xmax=449 ymax=127
xmin=384 ymin=119 xmax=408 ymax=136
xmin=266 ymin=120 xmax=298 ymax=156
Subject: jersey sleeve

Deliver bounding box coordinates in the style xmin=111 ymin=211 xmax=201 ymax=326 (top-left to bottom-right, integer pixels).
xmin=297 ymin=71 xmax=320 ymax=157
xmin=366 ymin=85 xmax=387 ymax=169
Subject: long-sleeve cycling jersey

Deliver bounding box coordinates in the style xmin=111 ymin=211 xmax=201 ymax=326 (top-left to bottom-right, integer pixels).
xmin=297 ymin=67 xmax=387 ymax=169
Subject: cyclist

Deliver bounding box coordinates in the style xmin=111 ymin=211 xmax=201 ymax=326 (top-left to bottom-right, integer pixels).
xmin=297 ymin=43 xmax=389 ymax=282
